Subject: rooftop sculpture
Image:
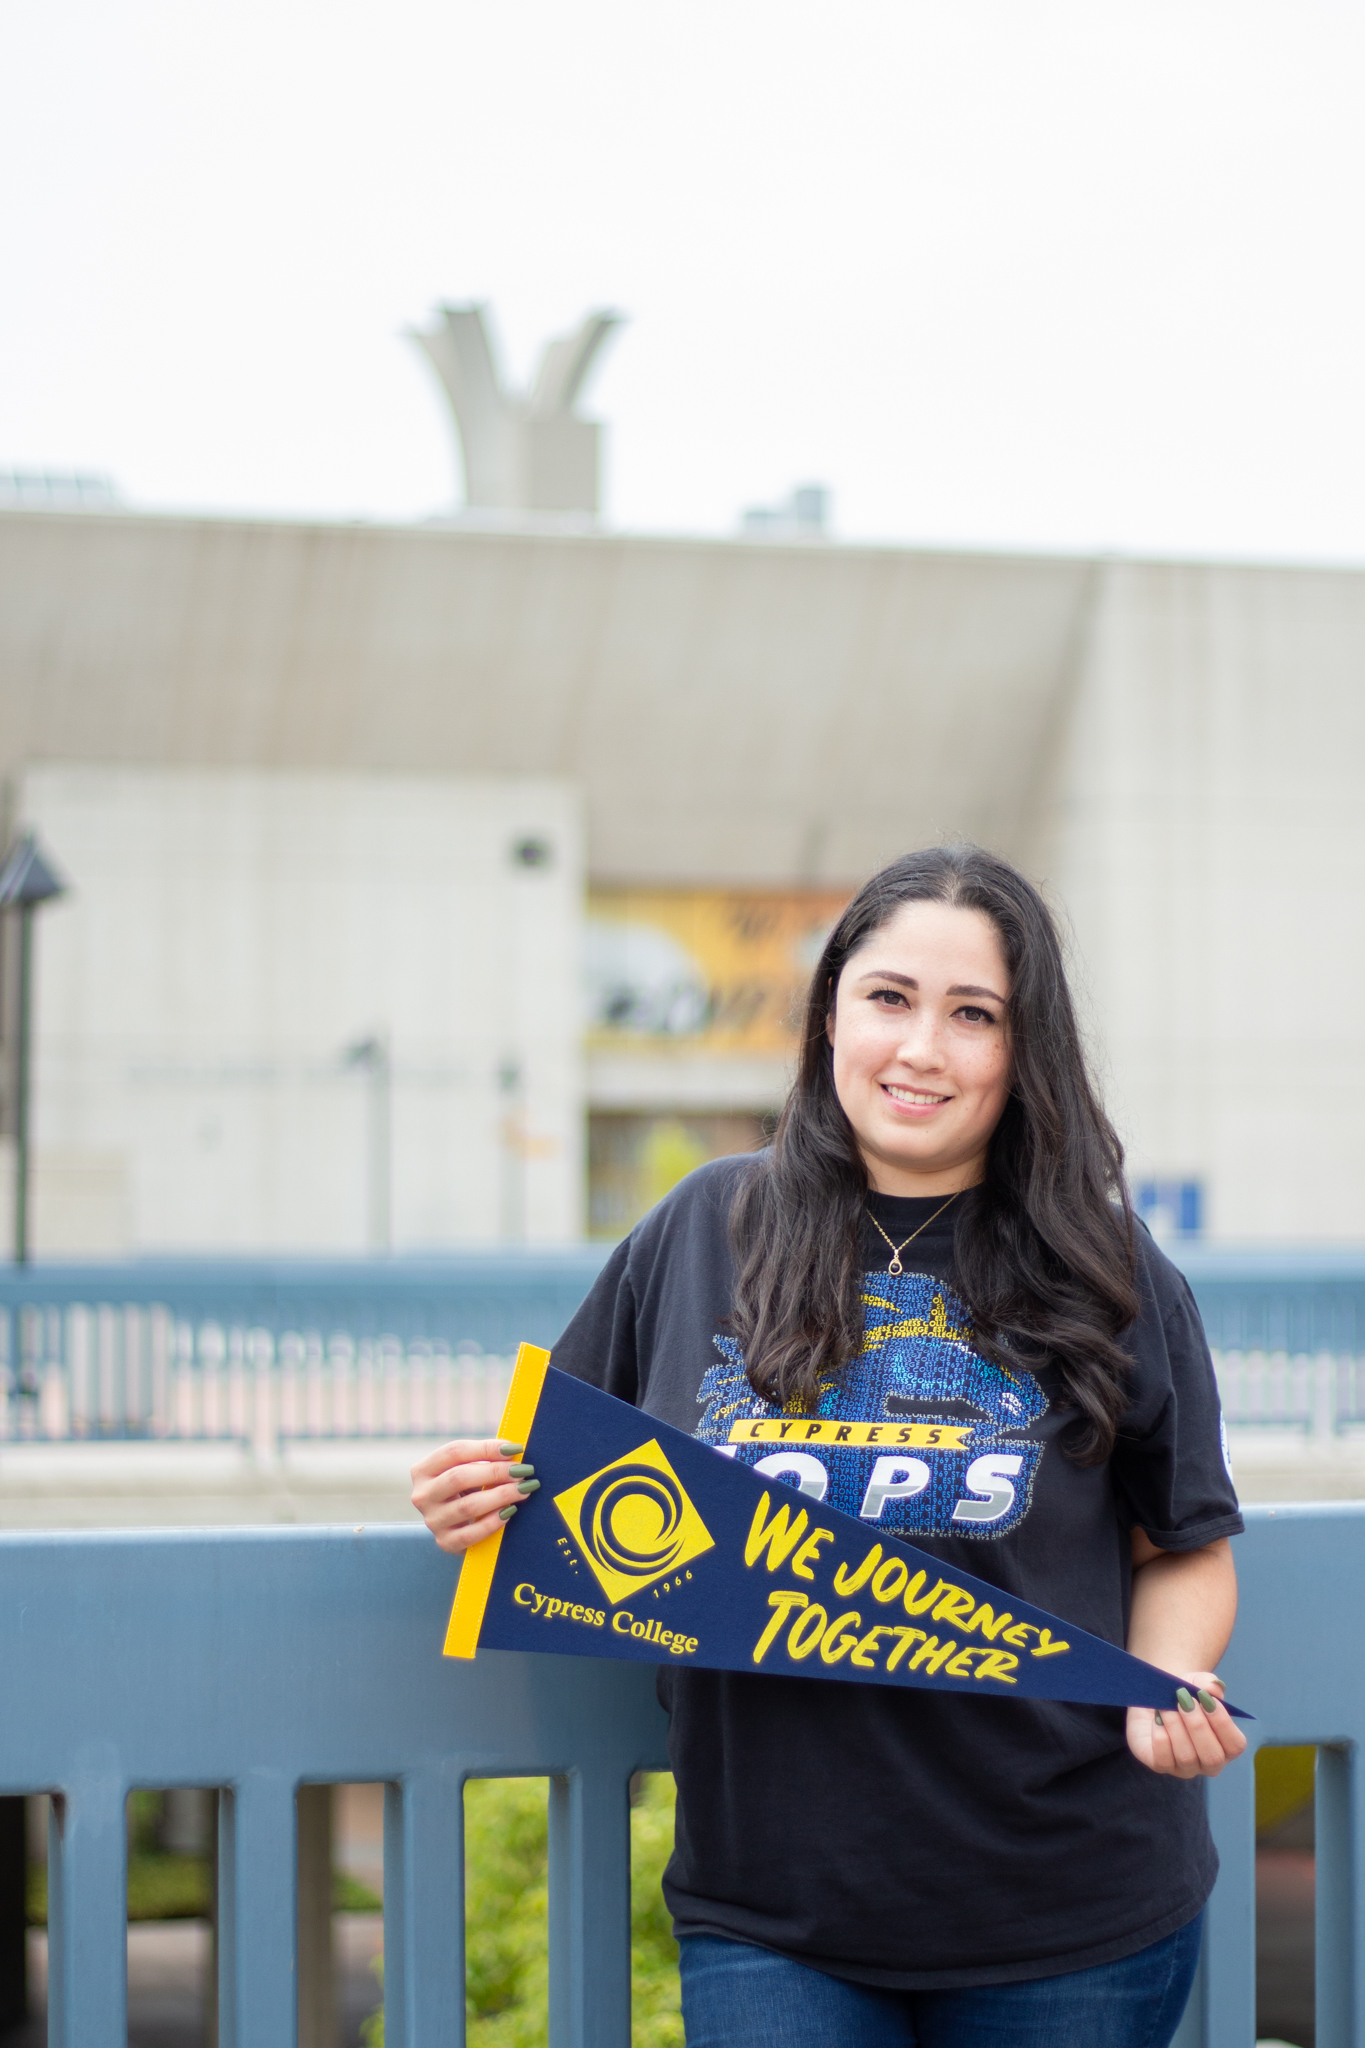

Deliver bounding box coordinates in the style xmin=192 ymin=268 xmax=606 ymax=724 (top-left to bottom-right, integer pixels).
xmin=411 ymin=303 xmax=622 ymax=518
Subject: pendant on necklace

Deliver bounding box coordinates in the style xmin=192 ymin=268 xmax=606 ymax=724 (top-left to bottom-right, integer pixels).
xmin=888 ymin=1255 xmax=903 ymax=1276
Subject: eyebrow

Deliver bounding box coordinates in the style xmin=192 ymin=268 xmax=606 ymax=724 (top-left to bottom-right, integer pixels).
xmin=853 ymin=970 xmax=1008 ymax=1004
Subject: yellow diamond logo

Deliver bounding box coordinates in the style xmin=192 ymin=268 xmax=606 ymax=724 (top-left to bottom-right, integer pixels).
xmin=553 ymin=1439 xmax=715 ymax=1604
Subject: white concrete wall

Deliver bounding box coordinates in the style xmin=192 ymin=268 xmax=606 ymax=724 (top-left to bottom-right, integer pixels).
xmin=0 ymin=510 xmax=1090 ymax=887
xmin=4 ymin=512 xmax=1365 ymax=1244
xmin=19 ymin=765 xmax=584 ymax=1253
xmin=1042 ymin=559 xmax=1365 ymax=1242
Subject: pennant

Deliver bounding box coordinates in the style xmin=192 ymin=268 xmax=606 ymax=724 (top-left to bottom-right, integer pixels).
xmin=444 ymin=1347 xmax=1249 ymax=1715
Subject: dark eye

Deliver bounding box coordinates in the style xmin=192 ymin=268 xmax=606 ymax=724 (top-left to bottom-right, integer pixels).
xmin=958 ymin=1005 xmax=995 ymax=1024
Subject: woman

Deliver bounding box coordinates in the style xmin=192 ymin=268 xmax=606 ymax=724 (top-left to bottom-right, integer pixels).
xmin=413 ymin=845 xmax=1246 ymax=2048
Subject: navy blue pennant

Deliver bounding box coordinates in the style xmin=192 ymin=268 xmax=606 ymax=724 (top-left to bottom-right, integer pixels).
xmin=445 ymin=1349 xmax=1250 ymax=1717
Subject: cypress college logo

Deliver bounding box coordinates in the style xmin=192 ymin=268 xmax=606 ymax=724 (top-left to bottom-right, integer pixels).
xmin=554 ymin=1438 xmax=715 ymax=1603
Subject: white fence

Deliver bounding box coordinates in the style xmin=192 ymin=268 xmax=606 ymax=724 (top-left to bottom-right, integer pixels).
xmin=1212 ymin=1349 xmax=1365 ymax=1436
xmin=5 ymin=1285 xmax=1365 ymax=1448
xmin=0 ymin=1305 xmax=513 ymax=1449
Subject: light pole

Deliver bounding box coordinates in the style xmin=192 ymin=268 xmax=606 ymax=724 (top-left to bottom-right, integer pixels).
xmin=498 ymin=1057 xmax=527 ymax=1242
xmin=0 ymin=831 xmax=63 ymax=2032
xmin=343 ymin=1034 xmax=391 ymax=1253
xmin=0 ymin=834 xmax=66 ymax=1265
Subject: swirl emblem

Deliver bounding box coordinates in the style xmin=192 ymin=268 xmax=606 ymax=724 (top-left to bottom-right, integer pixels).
xmin=554 ymin=1438 xmax=715 ymax=1602
xmin=581 ymin=1466 xmax=688 ymax=1579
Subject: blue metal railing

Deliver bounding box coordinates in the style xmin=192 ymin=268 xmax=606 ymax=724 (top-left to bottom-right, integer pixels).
xmin=0 ymin=1252 xmax=611 ymax=1446
xmin=0 ymin=1521 xmax=669 ymax=2047
xmin=1176 ymin=1247 xmax=1365 ymax=1433
xmin=0 ymin=1505 xmax=1356 ymax=2047
xmin=1177 ymin=1502 xmax=1365 ymax=2048
xmin=0 ymin=1250 xmax=612 ymax=1348
xmin=3 ymin=1247 xmax=1365 ymax=1444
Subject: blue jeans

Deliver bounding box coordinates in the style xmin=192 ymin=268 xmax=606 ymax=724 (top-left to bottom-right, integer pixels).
xmin=678 ymin=1915 xmax=1202 ymax=2048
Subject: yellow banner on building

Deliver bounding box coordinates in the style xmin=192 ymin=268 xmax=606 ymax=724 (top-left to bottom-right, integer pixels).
xmin=586 ymin=888 xmax=850 ymax=1054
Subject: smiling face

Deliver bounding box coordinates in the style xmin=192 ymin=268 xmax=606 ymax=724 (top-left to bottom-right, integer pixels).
xmin=827 ymin=898 xmax=1013 ymax=1196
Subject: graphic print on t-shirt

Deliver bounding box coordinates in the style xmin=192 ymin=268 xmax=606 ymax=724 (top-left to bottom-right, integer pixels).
xmin=695 ymin=1266 xmax=1048 ymax=1539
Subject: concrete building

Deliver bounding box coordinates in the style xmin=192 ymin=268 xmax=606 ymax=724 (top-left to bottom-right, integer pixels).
xmin=0 ymin=506 xmax=1362 ymax=1250
xmin=6 ymin=763 xmax=583 ymax=1253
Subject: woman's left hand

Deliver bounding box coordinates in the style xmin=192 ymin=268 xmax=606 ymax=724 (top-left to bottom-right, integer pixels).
xmin=1126 ymin=1672 xmax=1248 ymax=1778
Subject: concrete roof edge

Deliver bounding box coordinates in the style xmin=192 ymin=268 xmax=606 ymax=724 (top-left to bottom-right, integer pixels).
xmin=5 ymin=504 xmax=1365 ymax=580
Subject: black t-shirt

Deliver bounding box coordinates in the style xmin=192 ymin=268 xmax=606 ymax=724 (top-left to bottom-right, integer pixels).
xmin=550 ymin=1156 xmax=1243 ymax=1988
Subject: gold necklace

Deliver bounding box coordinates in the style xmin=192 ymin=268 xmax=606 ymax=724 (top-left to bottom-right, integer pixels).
xmin=866 ymin=1190 xmax=962 ymax=1276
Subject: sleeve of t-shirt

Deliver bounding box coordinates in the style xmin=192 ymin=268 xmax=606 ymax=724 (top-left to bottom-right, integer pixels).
xmin=547 ymin=1236 xmax=641 ymax=1406
xmin=1108 ymin=1242 xmax=1244 ymax=1553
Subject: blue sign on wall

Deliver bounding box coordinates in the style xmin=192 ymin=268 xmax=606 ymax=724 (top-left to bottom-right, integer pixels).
xmin=1135 ymin=1179 xmax=1203 ymax=1239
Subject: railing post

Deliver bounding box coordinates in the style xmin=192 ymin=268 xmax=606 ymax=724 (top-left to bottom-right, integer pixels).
xmin=547 ymin=1766 xmax=632 ymax=2048
xmin=45 ymin=1772 xmax=128 ymax=2048
xmin=1202 ymin=1756 xmax=1258 ymax=2048
xmin=384 ymin=1766 xmax=466 ymax=2047
xmin=1314 ymin=1351 xmax=1338 ymax=1440
xmin=250 ymin=1328 xmax=279 ymax=1463
xmin=1315 ymin=1741 xmax=1365 ymax=2048
xmin=217 ymin=1770 xmax=299 ymax=2048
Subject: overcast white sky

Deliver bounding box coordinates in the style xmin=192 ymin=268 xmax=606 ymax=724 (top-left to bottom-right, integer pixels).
xmin=4 ymin=0 xmax=1364 ymax=558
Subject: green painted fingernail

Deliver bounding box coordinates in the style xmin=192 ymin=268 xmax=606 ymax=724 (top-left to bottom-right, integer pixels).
xmin=1198 ymin=1689 xmax=1218 ymax=1713
xmin=1177 ymin=1688 xmax=1197 ymax=1713
xmin=508 ymin=1463 xmax=535 ymax=1477
xmin=499 ymin=1442 xmax=524 ymax=1455
xmin=1154 ymin=1710 xmax=1164 ymax=1726
xmin=517 ymin=1478 xmax=540 ymax=1495
xmin=498 ymin=1504 xmax=518 ymax=1521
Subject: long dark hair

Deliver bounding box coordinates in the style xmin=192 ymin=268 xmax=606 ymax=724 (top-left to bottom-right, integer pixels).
xmin=729 ymin=845 xmax=1138 ymax=1464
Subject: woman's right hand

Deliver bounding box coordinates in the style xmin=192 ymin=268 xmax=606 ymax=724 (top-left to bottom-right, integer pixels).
xmin=410 ymin=1438 xmax=538 ymax=1554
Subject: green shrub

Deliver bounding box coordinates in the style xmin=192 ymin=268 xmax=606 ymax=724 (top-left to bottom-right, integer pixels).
xmin=362 ymin=1773 xmax=682 ymax=2047
xmin=1255 ymin=1744 xmax=1316 ymax=1836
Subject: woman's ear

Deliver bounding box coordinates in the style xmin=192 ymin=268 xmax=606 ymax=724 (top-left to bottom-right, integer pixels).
xmin=824 ymin=977 xmax=837 ymax=1048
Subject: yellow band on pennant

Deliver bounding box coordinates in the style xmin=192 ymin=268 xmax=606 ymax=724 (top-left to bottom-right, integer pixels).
xmin=442 ymin=1342 xmax=552 ymax=1659
xmin=727 ymin=1418 xmax=973 ymax=1450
